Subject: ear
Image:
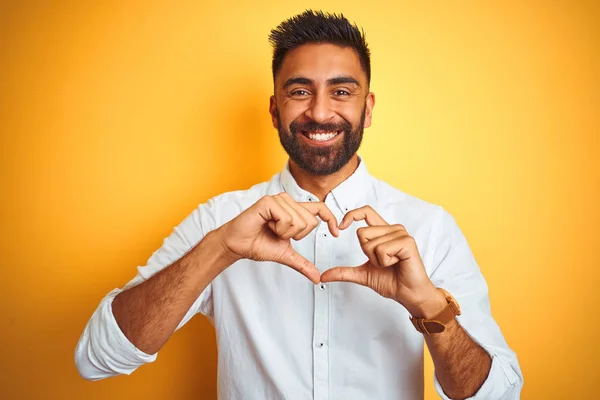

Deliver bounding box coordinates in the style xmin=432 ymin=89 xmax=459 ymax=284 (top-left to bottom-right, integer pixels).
xmin=363 ymin=92 xmax=376 ymax=129
xmin=269 ymin=95 xmax=279 ymax=129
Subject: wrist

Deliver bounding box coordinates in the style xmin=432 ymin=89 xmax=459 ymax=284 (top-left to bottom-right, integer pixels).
xmin=406 ymin=285 xmax=448 ymax=319
xmin=187 ymin=229 xmax=239 ymax=281
xmin=205 ymin=225 xmax=241 ymax=269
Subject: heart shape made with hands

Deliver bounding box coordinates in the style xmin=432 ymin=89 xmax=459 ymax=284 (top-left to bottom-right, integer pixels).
xmin=222 ymin=193 xmax=439 ymax=314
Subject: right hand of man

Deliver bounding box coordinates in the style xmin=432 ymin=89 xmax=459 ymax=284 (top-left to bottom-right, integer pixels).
xmin=215 ymin=192 xmax=339 ymax=284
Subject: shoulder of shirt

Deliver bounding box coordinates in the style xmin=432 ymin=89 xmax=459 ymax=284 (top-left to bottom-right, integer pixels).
xmin=368 ymin=176 xmax=444 ymax=214
xmin=366 ymin=177 xmax=459 ymax=241
xmin=197 ymin=176 xmax=280 ymax=219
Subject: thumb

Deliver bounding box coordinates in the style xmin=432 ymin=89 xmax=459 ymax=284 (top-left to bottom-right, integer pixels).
xmin=275 ymin=244 xmax=321 ymax=284
xmin=320 ymin=262 xmax=370 ymax=286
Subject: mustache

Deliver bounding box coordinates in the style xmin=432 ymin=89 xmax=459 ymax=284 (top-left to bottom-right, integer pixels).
xmin=289 ymin=119 xmax=352 ymax=134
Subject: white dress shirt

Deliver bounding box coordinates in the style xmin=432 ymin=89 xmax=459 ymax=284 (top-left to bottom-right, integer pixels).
xmin=75 ymin=157 xmax=523 ymax=399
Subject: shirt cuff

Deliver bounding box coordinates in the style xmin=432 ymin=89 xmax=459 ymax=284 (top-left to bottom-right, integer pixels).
xmin=433 ymin=352 xmax=520 ymax=400
xmin=75 ymin=289 xmax=157 ymax=380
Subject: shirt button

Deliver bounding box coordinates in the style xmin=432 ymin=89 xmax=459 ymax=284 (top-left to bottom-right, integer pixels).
xmin=319 ymin=284 xmax=326 ymax=291
xmin=316 ymin=341 xmax=325 ymax=348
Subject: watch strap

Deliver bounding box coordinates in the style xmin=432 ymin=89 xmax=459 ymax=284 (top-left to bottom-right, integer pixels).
xmin=410 ymin=288 xmax=461 ymax=335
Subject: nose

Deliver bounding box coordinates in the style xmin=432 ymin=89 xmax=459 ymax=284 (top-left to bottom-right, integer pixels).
xmin=304 ymin=92 xmax=335 ymax=123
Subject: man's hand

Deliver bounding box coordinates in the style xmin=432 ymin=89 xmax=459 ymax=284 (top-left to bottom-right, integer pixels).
xmin=320 ymin=206 xmax=445 ymax=318
xmin=216 ymin=192 xmax=339 ymax=284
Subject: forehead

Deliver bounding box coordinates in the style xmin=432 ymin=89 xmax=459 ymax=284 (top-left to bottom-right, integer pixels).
xmin=275 ymin=43 xmax=366 ymax=86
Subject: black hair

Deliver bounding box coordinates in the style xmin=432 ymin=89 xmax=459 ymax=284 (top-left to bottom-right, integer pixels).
xmin=269 ymin=10 xmax=371 ymax=84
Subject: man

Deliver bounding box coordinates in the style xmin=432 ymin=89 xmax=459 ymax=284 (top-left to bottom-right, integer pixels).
xmin=75 ymin=10 xmax=523 ymax=399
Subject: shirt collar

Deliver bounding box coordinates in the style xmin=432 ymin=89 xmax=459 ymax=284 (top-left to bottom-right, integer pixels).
xmin=279 ymin=155 xmax=371 ymax=213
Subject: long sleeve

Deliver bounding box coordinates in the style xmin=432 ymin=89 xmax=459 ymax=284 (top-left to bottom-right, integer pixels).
xmin=428 ymin=207 xmax=524 ymax=399
xmin=75 ymin=200 xmax=218 ymax=380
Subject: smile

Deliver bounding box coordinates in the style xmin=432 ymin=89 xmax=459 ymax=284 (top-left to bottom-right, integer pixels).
xmin=301 ymin=130 xmax=342 ymax=142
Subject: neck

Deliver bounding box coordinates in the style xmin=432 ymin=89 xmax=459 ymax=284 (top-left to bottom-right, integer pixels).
xmin=288 ymin=154 xmax=359 ymax=202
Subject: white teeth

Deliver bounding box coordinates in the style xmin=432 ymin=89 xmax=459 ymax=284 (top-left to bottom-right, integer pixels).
xmin=307 ymin=132 xmax=338 ymax=141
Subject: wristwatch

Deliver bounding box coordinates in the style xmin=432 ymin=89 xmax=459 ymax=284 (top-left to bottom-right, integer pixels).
xmin=410 ymin=288 xmax=461 ymax=335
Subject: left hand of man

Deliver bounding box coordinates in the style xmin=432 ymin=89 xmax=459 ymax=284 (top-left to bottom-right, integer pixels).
xmin=320 ymin=206 xmax=446 ymax=318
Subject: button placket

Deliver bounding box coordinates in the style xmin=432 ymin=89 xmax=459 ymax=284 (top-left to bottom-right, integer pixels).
xmin=313 ymin=221 xmax=330 ymax=400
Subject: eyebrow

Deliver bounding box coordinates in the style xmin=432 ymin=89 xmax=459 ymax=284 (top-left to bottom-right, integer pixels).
xmin=282 ymin=76 xmax=361 ymax=89
xmin=283 ymin=77 xmax=313 ymax=89
xmin=327 ymin=76 xmax=360 ymax=87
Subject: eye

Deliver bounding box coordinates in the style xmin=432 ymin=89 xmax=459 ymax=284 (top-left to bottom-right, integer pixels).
xmin=333 ymin=89 xmax=350 ymax=97
xmin=291 ymin=89 xmax=310 ymax=97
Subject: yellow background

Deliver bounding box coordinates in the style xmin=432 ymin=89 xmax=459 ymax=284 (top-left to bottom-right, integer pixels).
xmin=1 ymin=1 xmax=598 ymax=399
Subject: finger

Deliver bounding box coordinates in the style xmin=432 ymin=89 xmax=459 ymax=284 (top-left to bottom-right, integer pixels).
xmin=322 ymin=264 xmax=398 ymax=301
xmin=260 ymin=196 xmax=293 ymax=237
xmin=339 ymin=206 xmax=388 ymax=230
xmin=276 ymin=244 xmax=321 ymax=284
xmin=272 ymin=195 xmax=307 ymax=240
xmin=356 ymin=224 xmax=405 ymax=245
xmin=276 ymin=193 xmax=319 ymax=240
xmin=291 ymin=207 xmax=320 ymax=240
xmin=320 ymin=262 xmax=370 ymax=285
xmin=302 ymin=202 xmax=339 ymax=237
xmin=374 ymin=235 xmax=416 ymax=267
xmin=360 ymin=236 xmax=383 ymax=269
xmin=362 ymin=230 xmax=408 ymax=267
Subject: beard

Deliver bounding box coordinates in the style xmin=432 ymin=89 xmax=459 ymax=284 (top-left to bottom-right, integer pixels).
xmin=276 ymin=105 xmax=366 ymax=176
